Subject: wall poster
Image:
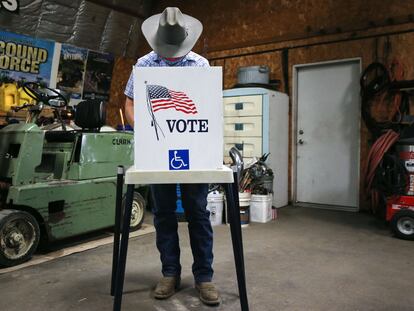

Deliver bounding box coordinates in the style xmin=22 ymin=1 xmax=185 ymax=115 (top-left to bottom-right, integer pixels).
xmin=82 ymin=51 xmax=114 ymax=101
xmin=57 ymin=44 xmax=88 ymax=99
xmin=0 ymin=30 xmax=55 ymax=110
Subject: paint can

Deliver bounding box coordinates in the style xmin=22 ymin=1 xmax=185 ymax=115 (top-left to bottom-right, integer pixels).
xmin=250 ymin=194 xmax=273 ymax=223
xmin=238 ymin=192 xmax=251 ymax=227
xmin=207 ymin=191 xmax=224 ymax=226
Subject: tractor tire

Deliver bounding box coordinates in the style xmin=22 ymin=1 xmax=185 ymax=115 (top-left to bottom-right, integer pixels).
xmin=390 ymin=209 xmax=414 ymax=241
xmin=122 ymin=192 xmax=146 ymax=232
xmin=0 ymin=209 xmax=40 ymax=267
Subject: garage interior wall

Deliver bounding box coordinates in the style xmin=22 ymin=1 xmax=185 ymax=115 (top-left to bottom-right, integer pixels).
xmin=0 ymin=0 xmax=154 ymax=138
xmin=2 ymin=0 xmax=414 ymax=210
xmin=149 ymin=0 xmax=414 ymax=210
xmin=0 ymin=0 xmax=154 ymax=57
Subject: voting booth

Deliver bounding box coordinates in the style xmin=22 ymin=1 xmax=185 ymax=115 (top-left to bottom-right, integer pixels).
xmin=124 ymin=66 xmax=233 ymax=184
xmin=134 ymin=67 xmax=222 ymax=170
xmin=111 ymin=67 xmax=249 ymax=311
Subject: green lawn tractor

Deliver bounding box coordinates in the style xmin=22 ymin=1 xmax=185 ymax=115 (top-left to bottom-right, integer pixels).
xmin=0 ymin=83 xmax=145 ymax=267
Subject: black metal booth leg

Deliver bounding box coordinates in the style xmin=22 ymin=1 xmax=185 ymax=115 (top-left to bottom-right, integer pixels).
xmin=113 ymin=184 xmax=135 ymax=311
xmin=111 ymin=166 xmax=124 ymax=296
xmin=224 ymin=172 xmax=249 ymax=311
xmin=230 ymin=172 xmax=246 ymax=268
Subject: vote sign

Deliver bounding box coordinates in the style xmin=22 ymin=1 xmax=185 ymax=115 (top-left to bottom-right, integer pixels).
xmin=133 ymin=67 xmax=223 ymax=171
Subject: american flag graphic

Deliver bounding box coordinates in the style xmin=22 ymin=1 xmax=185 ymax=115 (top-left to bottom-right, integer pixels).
xmin=147 ymin=85 xmax=198 ymax=115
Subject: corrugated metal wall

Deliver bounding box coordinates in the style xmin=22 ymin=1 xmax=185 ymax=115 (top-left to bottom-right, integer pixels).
xmin=0 ymin=0 xmax=154 ymax=57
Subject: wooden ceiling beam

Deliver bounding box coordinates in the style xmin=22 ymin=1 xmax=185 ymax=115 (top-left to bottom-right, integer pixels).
xmin=86 ymin=0 xmax=147 ymax=19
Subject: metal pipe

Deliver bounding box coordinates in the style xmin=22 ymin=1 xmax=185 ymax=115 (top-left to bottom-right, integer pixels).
xmin=111 ymin=166 xmax=124 ymax=296
xmin=113 ymin=184 xmax=135 ymax=311
xmin=224 ymin=172 xmax=249 ymax=311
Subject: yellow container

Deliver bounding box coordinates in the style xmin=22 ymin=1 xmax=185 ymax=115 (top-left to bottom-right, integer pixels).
xmin=18 ymin=87 xmax=34 ymax=106
xmin=0 ymin=83 xmax=19 ymax=112
xmin=0 ymin=84 xmax=6 ymax=111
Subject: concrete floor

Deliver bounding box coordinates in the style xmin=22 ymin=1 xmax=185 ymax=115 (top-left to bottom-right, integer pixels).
xmin=0 ymin=207 xmax=413 ymax=311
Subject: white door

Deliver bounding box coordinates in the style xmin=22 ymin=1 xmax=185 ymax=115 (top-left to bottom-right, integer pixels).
xmin=295 ymin=60 xmax=360 ymax=210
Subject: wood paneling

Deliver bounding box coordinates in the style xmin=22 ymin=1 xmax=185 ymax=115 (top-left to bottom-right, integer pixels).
xmin=107 ymin=1 xmax=414 ymax=210
xmin=107 ymin=57 xmax=135 ymax=127
xmin=153 ymin=0 xmax=414 ymax=54
xmin=211 ymin=31 xmax=414 ymax=209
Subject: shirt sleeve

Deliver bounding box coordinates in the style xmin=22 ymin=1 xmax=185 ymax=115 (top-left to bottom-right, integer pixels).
xmin=124 ymin=69 xmax=134 ymax=99
xmin=202 ymin=60 xmax=210 ymax=67
xmin=199 ymin=57 xmax=210 ymax=67
xmin=124 ymin=56 xmax=151 ymax=99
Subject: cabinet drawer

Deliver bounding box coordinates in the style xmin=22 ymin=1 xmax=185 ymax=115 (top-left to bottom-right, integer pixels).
xmin=224 ymin=116 xmax=262 ymax=137
xmin=223 ymin=137 xmax=262 ymax=158
xmin=223 ymin=95 xmax=262 ymax=117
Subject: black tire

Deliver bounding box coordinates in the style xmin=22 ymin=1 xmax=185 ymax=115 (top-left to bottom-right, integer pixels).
xmin=122 ymin=192 xmax=146 ymax=232
xmin=0 ymin=209 xmax=40 ymax=267
xmin=390 ymin=209 xmax=414 ymax=241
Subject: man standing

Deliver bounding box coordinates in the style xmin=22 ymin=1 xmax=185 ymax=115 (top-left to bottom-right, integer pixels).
xmin=124 ymin=7 xmax=220 ymax=306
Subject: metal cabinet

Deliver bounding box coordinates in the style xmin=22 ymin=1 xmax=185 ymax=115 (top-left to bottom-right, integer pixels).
xmin=223 ymin=87 xmax=289 ymax=207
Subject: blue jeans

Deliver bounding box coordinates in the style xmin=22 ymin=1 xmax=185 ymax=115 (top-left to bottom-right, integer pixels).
xmin=151 ymin=183 xmax=213 ymax=283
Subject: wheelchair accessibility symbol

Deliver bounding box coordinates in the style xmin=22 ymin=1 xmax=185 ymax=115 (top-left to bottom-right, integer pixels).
xmin=169 ymin=149 xmax=190 ymax=170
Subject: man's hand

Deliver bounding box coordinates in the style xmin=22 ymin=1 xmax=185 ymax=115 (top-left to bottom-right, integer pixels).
xmin=125 ymin=97 xmax=134 ymax=127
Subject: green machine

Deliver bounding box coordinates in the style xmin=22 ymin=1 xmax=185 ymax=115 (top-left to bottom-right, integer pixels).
xmin=0 ymin=83 xmax=145 ymax=267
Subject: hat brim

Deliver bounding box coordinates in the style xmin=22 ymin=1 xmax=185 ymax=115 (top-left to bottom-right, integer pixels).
xmin=142 ymin=13 xmax=203 ymax=58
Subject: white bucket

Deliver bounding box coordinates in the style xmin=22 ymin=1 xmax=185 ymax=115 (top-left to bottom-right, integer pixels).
xmin=250 ymin=194 xmax=273 ymax=223
xmin=207 ymin=191 xmax=224 ymax=226
xmin=238 ymin=192 xmax=251 ymax=227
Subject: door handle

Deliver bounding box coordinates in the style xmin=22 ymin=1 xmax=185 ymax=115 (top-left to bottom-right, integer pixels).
xmin=298 ymin=139 xmax=304 ymax=145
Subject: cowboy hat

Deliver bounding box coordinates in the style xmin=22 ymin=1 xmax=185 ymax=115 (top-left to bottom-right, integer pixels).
xmin=141 ymin=7 xmax=203 ymax=58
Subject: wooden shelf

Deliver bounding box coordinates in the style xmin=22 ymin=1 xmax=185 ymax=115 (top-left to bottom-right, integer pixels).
xmin=0 ymin=109 xmax=27 ymax=126
xmin=0 ymin=110 xmax=27 ymax=118
xmin=390 ymin=80 xmax=414 ymax=92
xmin=0 ymin=108 xmax=54 ymax=123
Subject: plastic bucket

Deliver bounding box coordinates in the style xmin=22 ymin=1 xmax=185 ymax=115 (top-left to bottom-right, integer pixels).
xmin=207 ymin=191 xmax=224 ymax=226
xmin=250 ymin=194 xmax=273 ymax=223
xmin=238 ymin=192 xmax=251 ymax=227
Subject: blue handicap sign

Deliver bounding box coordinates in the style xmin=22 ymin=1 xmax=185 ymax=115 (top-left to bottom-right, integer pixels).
xmin=169 ymin=149 xmax=190 ymax=170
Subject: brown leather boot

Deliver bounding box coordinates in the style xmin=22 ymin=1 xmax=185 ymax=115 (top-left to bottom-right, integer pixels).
xmin=154 ymin=276 xmax=180 ymax=299
xmin=196 ymin=282 xmax=221 ymax=306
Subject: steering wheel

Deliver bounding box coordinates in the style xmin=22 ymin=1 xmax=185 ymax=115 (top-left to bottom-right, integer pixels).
xmin=23 ymin=82 xmax=68 ymax=107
